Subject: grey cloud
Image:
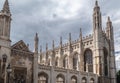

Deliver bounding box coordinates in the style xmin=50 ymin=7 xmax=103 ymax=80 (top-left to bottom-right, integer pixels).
xmin=0 ymin=0 xmax=120 ymax=52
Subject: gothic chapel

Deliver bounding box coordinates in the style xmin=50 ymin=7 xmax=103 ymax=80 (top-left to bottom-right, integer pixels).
xmin=0 ymin=0 xmax=116 ymax=83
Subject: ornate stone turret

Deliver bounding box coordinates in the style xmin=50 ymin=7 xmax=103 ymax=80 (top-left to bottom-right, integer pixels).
xmin=93 ymin=0 xmax=104 ymax=78
xmin=0 ymin=0 xmax=11 ymax=40
xmin=93 ymin=0 xmax=102 ymax=31
xmin=106 ymin=17 xmax=116 ymax=83
xmin=33 ymin=33 xmax=39 ymax=83
xmin=106 ymin=17 xmax=113 ymax=40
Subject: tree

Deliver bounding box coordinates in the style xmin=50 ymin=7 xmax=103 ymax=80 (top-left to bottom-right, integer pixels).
xmin=117 ymin=70 xmax=120 ymax=83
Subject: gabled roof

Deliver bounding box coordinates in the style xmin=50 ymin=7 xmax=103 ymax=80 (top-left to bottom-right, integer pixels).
xmin=11 ymin=40 xmax=30 ymax=52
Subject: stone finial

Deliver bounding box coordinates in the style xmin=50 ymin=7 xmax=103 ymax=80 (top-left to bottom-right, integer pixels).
xmin=35 ymin=33 xmax=39 ymax=41
xmin=79 ymin=28 xmax=82 ymax=40
xmin=107 ymin=16 xmax=111 ymax=22
xmin=34 ymin=33 xmax=39 ymax=53
xmin=95 ymin=0 xmax=98 ymax=6
xmin=46 ymin=43 xmax=48 ymax=51
xmin=69 ymin=33 xmax=71 ymax=42
xmin=2 ymin=0 xmax=10 ymax=13
xmin=52 ymin=40 xmax=55 ymax=50
xmin=60 ymin=36 xmax=62 ymax=46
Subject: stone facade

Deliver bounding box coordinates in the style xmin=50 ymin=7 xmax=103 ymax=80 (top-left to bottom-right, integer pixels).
xmin=0 ymin=0 xmax=116 ymax=83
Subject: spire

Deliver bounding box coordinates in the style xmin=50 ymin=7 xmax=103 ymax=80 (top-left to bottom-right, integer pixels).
xmin=106 ymin=16 xmax=113 ymax=39
xmin=94 ymin=0 xmax=100 ymax=11
xmin=95 ymin=0 xmax=98 ymax=6
xmin=46 ymin=43 xmax=48 ymax=51
xmin=34 ymin=33 xmax=39 ymax=53
xmin=107 ymin=16 xmax=111 ymax=22
xmin=2 ymin=0 xmax=10 ymax=13
xmin=107 ymin=16 xmax=112 ymax=27
xmin=93 ymin=0 xmax=102 ymax=30
xmin=69 ymin=33 xmax=71 ymax=43
xmin=79 ymin=28 xmax=82 ymax=40
xmin=52 ymin=40 xmax=55 ymax=50
xmin=60 ymin=36 xmax=62 ymax=46
xmin=79 ymin=28 xmax=83 ymax=51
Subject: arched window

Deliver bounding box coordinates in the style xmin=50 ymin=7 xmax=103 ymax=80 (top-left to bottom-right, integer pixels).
xmin=38 ymin=72 xmax=48 ymax=83
xmin=63 ymin=56 xmax=67 ymax=68
xmin=56 ymin=74 xmax=65 ymax=83
xmin=71 ymin=76 xmax=77 ymax=83
xmin=84 ymin=49 xmax=93 ymax=72
xmin=82 ymin=77 xmax=87 ymax=83
xmin=104 ymin=47 xmax=108 ymax=76
xmin=73 ymin=53 xmax=78 ymax=70
xmin=90 ymin=78 xmax=94 ymax=83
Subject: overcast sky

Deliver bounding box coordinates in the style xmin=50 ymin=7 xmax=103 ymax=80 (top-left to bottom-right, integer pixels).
xmin=0 ymin=0 xmax=120 ymax=55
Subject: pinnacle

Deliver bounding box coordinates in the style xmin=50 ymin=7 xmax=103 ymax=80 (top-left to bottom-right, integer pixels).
xmin=95 ymin=0 xmax=98 ymax=6
xmin=80 ymin=28 xmax=82 ymax=38
xmin=60 ymin=36 xmax=62 ymax=45
xmin=52 ymin=40 xmax=55 ymax=48
xmin=35 ymin=33 xmax=39 ymax=41
xmin=3 ymin=0 xmax=10 ymax=13
xmin=108 ymin=16 xmax=111 ymax=22
xmin=69 ymin=33 xmax=71 ymax=40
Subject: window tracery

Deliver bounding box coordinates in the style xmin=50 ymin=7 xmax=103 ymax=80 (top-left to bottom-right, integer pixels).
xmin=73 ymin=53 xmax=78 ymax=70
xmin=63 ymin=56 xmax=67 ymax=68
xmin=84 ymin=49 xmax=93 ymax=72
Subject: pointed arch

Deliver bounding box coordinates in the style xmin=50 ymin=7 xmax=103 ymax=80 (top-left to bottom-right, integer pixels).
xmin=84 ymin=48 xmax=93 ymax=72
xmin=56 ymin=74 xmax=65 ymax=83
xmin=71 ymin=75 xmax=77 ymax=83
xmin=38 ymin=72 xmax=48 ymax=83
xmin=63 ymin=54 xmax=68 ymax=68
xmin=82 ymin=77 xmax=87 ymax=83
xmin=73 ymin=52 xmax=78 ymax=70
xmin=90 ymin=78 xmax=94 ymax=83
